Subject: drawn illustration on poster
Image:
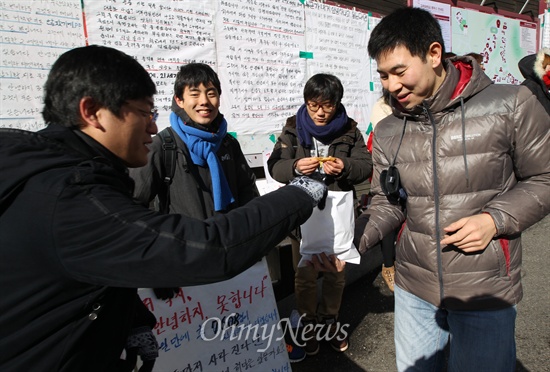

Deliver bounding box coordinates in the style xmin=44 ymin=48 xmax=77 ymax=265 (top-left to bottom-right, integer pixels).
xmin=451 ymin=7 xmax=537 ymax=84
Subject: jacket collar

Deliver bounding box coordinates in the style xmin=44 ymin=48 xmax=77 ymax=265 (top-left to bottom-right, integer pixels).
xmin=40 ymin=125 xmax=130 ymax=176
xmin=392 ymin=57 xmax=493 ymax=120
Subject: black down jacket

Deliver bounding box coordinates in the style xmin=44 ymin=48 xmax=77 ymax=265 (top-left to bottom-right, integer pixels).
xmin=0 ymin=125 xmax=314 ymax=371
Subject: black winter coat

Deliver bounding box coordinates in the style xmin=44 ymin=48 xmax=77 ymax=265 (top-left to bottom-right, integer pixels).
xmin=130 ymin=127 xmax=259 ymax=218
xmin=518 ymin=49 xmax=550 ymax=115
xmin=0 ymin=125 xmax=314 ymax=371
xmin=267 ymin=116 xmax=372 ymax=193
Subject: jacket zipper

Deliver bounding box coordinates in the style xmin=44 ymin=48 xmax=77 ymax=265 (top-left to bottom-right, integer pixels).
xmin=423 ymin=103 xmax=445 ymax=305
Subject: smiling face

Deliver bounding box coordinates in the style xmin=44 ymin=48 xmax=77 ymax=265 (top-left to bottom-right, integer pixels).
xmin=376 ymin=44 xmax=445 ymax=110
xmin=175 ymin=83 xmax=220 ymax=126
xmin=86 ymin=97 xmax=158 ymax=168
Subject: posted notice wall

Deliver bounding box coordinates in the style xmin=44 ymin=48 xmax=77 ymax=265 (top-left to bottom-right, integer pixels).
xmin=542 ymin=8 xmax=550 ymax=48
xmin=0 ymin=0 xmax=380 ymax=163
xmin=0 ymin=0 xmax=543 ymax=162
xmin=0 ymin=1 xmax=85 ymax=131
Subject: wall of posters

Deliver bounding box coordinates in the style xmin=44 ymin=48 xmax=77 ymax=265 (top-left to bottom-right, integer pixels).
xmin=0 ymin=0 xmax=543 ymax=161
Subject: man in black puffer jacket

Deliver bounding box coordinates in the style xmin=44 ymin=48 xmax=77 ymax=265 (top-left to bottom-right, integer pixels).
xmin=0 ymin=45 xmax=329 ymax=372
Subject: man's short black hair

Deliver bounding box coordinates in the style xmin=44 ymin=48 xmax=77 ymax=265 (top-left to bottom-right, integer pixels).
xmin=303 ymin=73 xmax=344 ymax=104
xmin=173 ymin=63 xmax=221 ymax=99
xmin=367 ymin=7 xmax=445 ymax=63
xmin=42 ymin=45 xmax=156 ymax=127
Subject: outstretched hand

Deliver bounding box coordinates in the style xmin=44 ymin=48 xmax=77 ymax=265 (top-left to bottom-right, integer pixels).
xmin=440 ymin=213 xmax=497 ymax=253
xmin=288 ymin=175 xmax=328 ymax=209
xmin=306 ymin=252 xmax=346 ymax=272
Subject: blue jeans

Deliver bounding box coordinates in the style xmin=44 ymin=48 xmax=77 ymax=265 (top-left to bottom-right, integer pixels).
xmin=394 ymin=285 xmax=516 ymax=372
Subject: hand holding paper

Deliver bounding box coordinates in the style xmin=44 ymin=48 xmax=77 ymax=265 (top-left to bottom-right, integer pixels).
xmin=307 ymin=253 xmax=347 ymax=272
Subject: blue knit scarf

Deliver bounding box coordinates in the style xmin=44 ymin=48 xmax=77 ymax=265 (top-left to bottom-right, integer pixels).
xmin=296 ymin=104 xmax=349 ymax=148
xmin=169 ymin=112 xmax=235 ymax=211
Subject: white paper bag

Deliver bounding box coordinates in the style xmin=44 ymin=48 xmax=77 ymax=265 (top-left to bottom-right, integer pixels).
xmin=298 ymin=190 xmax=361 ymax=267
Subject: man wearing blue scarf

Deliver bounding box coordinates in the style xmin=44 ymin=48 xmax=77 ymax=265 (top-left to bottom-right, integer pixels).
xmin=268 ymin=74 xmax=373 ymax=357
xmin=130 ymin=63 xmax=258 ymax=218
xmin=130 ymin=62 xmax=311 ymax=363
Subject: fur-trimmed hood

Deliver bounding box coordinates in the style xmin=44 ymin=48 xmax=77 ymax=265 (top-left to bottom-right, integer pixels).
xmin=519 ymin=48 xmax=550 ymax=83
xmin=518 ymin=48 xmax=550 ymax=115
xmin=533 ymin=47 xmax=550 ymax=81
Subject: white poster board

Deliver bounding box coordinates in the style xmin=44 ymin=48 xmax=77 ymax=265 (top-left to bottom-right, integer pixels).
xmin=138 ymin=259 xmax=290 ymax=372
xmin=0 ymin=0 xmax=85 ymax=131
xmin=451 ymin=7 xmax=538 ymax=84
xmin=542 ymin=9 xmax=550 ymax=49
xmin=3 ymin=0 xmax=541 ymax=159
xmin=304 ymin=1 xmax=372 ymax=138
xmin=413 ymin=0 xmax=452 ymax=53
xmin=215 ymin=0 xmax=307 ymax=156
xmin=83 ymin=0 xmax=217 ymax=129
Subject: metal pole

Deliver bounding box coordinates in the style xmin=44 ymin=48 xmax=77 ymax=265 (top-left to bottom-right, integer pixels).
xmin=519 ymin=0 xmax=531 ymax=13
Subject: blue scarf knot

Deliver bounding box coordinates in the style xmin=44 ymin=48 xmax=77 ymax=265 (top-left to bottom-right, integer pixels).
xmin=169 ymin=112 xmax=235 ymax=211
xmin=296 ymin=104 xmax=349 ymax=148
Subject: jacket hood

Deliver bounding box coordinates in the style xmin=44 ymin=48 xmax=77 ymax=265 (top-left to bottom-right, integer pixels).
xmin=518 ymin=54 xmax=537 ymax=81
xmin=0 ymin=129 xmax=82 ymax=207
xmin=428 ymin=56 xmax=493 ymax=114
xmin=519 ymin=48 xmax=550 ymax=82
xmin=0 ymin=126 xmax=131 ymax=209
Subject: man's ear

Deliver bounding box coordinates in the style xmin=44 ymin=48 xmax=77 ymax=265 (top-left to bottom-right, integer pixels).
xmin=79 ymin=97 xmax=104 ymax=131
xmin=427 ymin=42 xmax=443 ymax=69
xmin=174 ymin=94 xmax=185 ymax=108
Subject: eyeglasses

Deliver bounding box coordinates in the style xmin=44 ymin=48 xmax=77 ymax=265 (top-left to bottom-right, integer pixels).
xmin=126 ymin=102 xmax=158 ymax=123
xmin=306 ymin=101 xmax=336 ymax=113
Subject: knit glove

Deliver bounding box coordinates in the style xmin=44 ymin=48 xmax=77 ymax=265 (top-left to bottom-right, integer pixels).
xmin=288 ymin=176 xmax=328 ymax=210
xmin=126 ymin=326 xmax=159 ymax=362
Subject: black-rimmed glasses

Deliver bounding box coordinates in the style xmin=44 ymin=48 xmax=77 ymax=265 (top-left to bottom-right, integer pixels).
xmin=306 ymin=101 xmax=336 ymax=113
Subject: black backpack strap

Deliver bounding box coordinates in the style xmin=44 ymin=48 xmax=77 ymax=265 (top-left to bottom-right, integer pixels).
xmin=159 ymin=128 xmax=177 ymax=186
xmin=158 ymin=128 xmax=177 ymax=213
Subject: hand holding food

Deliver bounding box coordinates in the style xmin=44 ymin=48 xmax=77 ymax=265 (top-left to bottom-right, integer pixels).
xmin=316 ymin=156 xmax=337 ymax=164
xmin=319 ymin=156 xmax=344 ymax=176
xmin=294 ymin=157 xmax=321 ymax=175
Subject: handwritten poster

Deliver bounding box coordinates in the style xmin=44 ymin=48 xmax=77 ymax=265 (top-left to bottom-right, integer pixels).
xmin=83 ymin=0 xmax=217 ymax=131
xmin=304 ymin=1 xmax=371 ymax=138
xmin=541 ymin=10 xmax=549 ymax=49
xmin=367 ymin=14 xmax=383 ymax=103
xmin=2 ymin=1 xmax=543 ymax=160
xmin=215 ymin=0 xmax=306 ymax=143
xmin=138 ymin=259 xmax=290 ymax=372
xmin=414 ymin=0 xmax=452 ymax=53
xmin=0 ymin=0 xmax=85 ymax=131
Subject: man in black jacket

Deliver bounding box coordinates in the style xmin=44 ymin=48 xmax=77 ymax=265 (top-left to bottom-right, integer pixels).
xmin=0 ymin=45 xmax=329 ymax=371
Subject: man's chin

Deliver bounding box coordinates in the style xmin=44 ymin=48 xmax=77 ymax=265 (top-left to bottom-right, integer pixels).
xmin=126 ymin=157 xmax=148 ymax=168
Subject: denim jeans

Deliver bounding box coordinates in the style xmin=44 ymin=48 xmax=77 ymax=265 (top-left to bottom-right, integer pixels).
xmin=394 ymin=285 xmax=517 ymax=372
